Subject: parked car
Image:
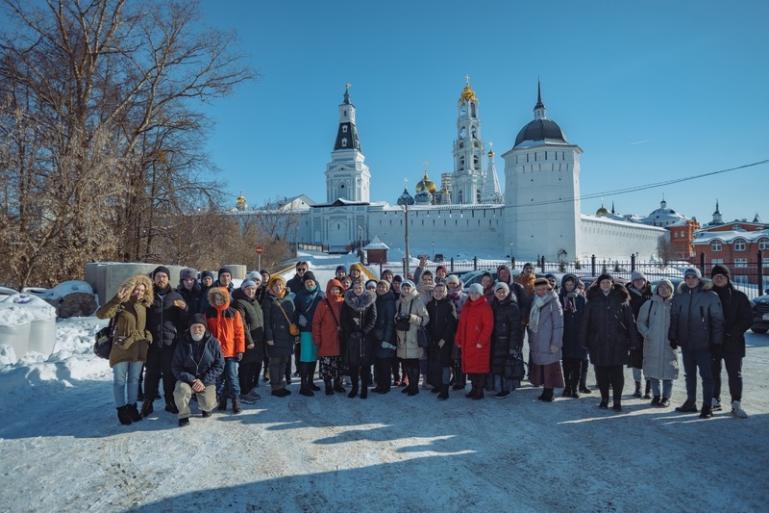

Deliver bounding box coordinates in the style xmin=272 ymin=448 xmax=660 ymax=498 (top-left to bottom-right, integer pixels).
xmin=750 ymin=293 xmax=769 ymax=334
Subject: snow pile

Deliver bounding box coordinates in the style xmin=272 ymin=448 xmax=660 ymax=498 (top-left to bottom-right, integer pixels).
xmin=0 ymin=293 xmax=57 ymax=325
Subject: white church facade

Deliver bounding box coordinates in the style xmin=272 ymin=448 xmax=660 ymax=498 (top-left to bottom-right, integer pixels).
xmin=234 ymin=82 xmax=666 ymax=260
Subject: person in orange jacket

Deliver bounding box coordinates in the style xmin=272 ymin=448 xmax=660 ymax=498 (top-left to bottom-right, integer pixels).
xmin=205 ymin=287 xmax=245 ymax=413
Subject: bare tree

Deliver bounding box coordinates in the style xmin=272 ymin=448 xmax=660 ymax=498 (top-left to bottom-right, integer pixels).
xmin=0 ymin=0 xmax=253 ymax=287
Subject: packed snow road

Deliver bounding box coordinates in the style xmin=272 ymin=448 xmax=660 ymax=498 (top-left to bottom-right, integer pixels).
xmin=1 ymin=318 xmax=768 ymax=513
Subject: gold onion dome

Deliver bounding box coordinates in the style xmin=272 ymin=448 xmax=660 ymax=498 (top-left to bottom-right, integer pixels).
xmin=236 ymin=195 xmax=247 ymax=209
xmin=595 ymin=205 xmax=609 ymax=217
xmin=459 ymin=84 xmax=478 ymax=104
xmin=415 ymin=170 xmax=437 ymax=194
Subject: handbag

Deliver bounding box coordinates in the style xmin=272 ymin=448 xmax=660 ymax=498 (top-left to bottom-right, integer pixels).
xmin=395 ymin=301 xmax=413 ymax=332
xmin=417 ymin=324 xmax=430 ymax=349
xmin=275 ymin=299 xmax=300 ymax=336
xmin=93 ymin=307 xmax=122 ymax=359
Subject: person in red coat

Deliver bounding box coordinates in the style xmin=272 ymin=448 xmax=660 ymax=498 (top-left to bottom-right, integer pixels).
xmin=205 ymin=287 xmax=245 ymax=413
xmin=312 ymin=279 xmax=346 ymax=395
xmin=456 ymin=283 xmax=494 ymax=399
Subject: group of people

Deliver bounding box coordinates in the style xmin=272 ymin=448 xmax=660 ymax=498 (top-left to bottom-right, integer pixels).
xmin=98 ymin=258 xmax=753 ymax=427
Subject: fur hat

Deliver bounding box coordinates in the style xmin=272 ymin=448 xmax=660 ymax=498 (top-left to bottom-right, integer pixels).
xmin=684 ymin=267 xmax=702 ymax=279
xmin=468 ymin=283 xmax=484 ymax=295
xmin=365 ymin=279 xmax=378 ymax=289
xmin=377 ymin=279 xmax=391 ymax=290
xmin=631 ymin=271 xmax=646 ymax=282
xmin=711 ymin=264 xmax=731 ymax=280
xmin=241 ymin=280 xmax=257 ymax=289
xmin=180 ymin=268 xmax=197 ymax=281
xmin=152 ymin=265 xmax=171 ymax=278
xmin=534 ymin=277 xmax=550 ymax=288
xmin=446 ymin=274 xmax=461 ymax=285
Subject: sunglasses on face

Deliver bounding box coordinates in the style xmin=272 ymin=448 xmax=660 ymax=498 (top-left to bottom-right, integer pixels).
xmin=297 ymin=268 xmax=307 ymax=272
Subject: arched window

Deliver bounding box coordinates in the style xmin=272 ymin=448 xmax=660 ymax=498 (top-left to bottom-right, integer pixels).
xmin=341 ymin=137 xmax=347 ymax=147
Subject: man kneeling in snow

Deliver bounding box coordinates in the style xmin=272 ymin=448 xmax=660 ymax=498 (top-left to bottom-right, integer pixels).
xmin=171 ymin=314 xmax=225 ymax=427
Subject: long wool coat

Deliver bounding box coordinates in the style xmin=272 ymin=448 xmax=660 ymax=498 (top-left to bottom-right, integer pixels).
xmin=455 ymin=296 xmax=493 ymax=374
xmin=395 ymin=288 xmax=429 ymax=360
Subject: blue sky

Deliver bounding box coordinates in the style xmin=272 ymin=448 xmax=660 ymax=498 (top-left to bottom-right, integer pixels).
xmin=198 ymin=0 xmax=769 ymax=224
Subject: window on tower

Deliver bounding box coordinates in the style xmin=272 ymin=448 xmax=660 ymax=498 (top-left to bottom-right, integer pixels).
xmin=342 ymin=126 xmax=348 ymax=133
xmin=341 ymin=137 xmax=347 ymax=147
xmin=471 ymin=103 xmax=476 ymax=117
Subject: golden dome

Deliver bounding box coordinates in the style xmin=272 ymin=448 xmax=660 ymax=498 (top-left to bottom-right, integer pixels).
xmin=236 ymin=195 xmax=247 ymax=210
xmin=595 ymin=205 xmax=609 ymax=217
xmin=458 ymin=84 xmax=478 ymax=104
xmin=415 ymin=170 xmax=437 ymax=194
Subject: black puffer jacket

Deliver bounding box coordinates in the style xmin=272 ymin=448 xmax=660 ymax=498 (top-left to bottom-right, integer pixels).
xmin=147 ymin=285 xmax=188 ymax=349
xmin=669 ymin=280 xmax=724 ymax=351
xmin=373 ymin=290 xmax=397 ymax=359
xmin=177 ymin=282 xmax=205 ymax=315
xmin=713 ymin=283 xmax=753 ymax=358
xmin=262 ymin=292 xmax=297 ymax=359
xmin=489 ymin=295 xmax=522 ymax=375
xmin=233 ymin=288 xmax=265 ymax=364
xmin=426 ymin=297 xmax=457 ymax=367
xmin=340 ymin=290 xmax=377 ymax=367
xmin=580 ymin=283 xmax=639 ymax=366
xmin=171 ymin=331 xmax=225 ymax=386
xmin=626 ymin=282 xmax=652 ymax=368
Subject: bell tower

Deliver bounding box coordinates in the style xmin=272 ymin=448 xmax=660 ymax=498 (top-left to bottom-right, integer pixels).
xmin=325 ymin=84 xmax=371 ymax=202
xmin=451 ymin=76 xmax=484 ymax=204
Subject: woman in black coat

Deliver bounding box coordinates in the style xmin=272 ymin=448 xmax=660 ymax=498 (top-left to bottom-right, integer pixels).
xmin=233 ymin=281 xmax=265 ymax=402
xmin=372 ymin=280 xmax=397 ymax=394
xmin=426 ymin=283 xmax=458 ymax=400
xmin=559 ymin=274 xmax=587 ymax=398
xmin=489 ymin=283 xmax=523 ymax=397
xmin=579 ymin=274 xmax=640 ymax=411
xmin=340 ymin=280 xmax=378 ymax=399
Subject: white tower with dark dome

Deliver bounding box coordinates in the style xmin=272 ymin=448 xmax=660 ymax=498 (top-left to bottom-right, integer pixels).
xmin=325 ymin=84 xmax=371 ymax=203
xmin=501 ymin=82 xmax=583 ymax=260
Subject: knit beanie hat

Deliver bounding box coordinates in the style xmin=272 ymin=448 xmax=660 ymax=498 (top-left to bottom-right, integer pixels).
xmin=218 ymin=267 xmax=232 ymax=278
xmin=468 ymin=283 xmax=484 ymax=295
xmin=392 ymin=275 xmax=403 ymax=283
xmin=201 ymin=270 xmax=215 ymax=281
xmin=631 ymin=271 xmax=647 ymax=282
xmin=152 ymin=265 xmax=171 ymax=278
xmin=246 ymin=271 xmax=261 ymax=282
xmin=596 ymin=273 xmax=614 ymax=285
xmin=684 ymin=267 xmax=702 ymax=279
xmin=302 ymin=271 xmax=317 ymax=283
xmin=189 ymin=313 xmax=207 ymax=328
xmin=494 ymin=282 xmax=510 ymax=293
xmin=401 ymin=279 xmax=416 ymax=290
xmin=365 ymin=279 xmax=378 ymax=289
xmin=711 ymin=264 xmax=731 ymax=280
xmin=655 ymin=279 xmax=674 ymax=296
xmin=241 ymin=280 xmax=257 ymax=289
xmin=446 ymin=274 xmax=461 ymax=286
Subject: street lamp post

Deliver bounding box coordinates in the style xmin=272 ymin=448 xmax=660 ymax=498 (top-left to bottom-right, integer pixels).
xmin=397 ymin=187 xmax=415 ymax=278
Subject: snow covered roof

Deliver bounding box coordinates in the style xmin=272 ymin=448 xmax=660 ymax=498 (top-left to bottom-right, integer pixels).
xmin=693 ymin=228 xmax=769 ymax=244
xmin=363 ymin=236 xmax=389 ymax=250
xmin=314 ymin=198 xmax=370 ymax=208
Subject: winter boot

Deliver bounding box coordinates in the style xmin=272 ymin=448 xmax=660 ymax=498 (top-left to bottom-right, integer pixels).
xmin=643 ymin=380 xmax=652 ymax=399
xmin=117 ymin=406 xmax=132 ymax=425
xmin=271 ymin=388 xmax=291 ymax=397
xmin=126 ymin=403 xmax=143 ymax=422
xmin=471 ymin=387 xmax=484 ymax=400
xmin=299 ymin=372 xmax=314 ymax=397
xmin=324 ymin=379 xmax=334 ymax=396
xmin=570 ymin=389 xmax=580 ymax=399
xmin=164 ymin=398 xmax=178 ymax=414
xmin=178 ymin=417 xmax=190 ymax=427
xmin=218 ymin=396 xmax=228 ymax=411
xmin=650 ymin=396 xmax=661 ymax=407
xmin=359 ymin=387 xmax=368 ymax=399
xmin=437 ymin=384 xmax=449 ymax=400
xmin=496 ymin=390 xmax=510 ymax=398
xmin=333 ymin=378 xmax=346 ymax=394
xmin=633 ymin=381 xmax=642 ymax=398
xmin=731 ymin=401 xmax=748 ymax=419
xmin=541 ymin=388 xmax=554 ymax=402
xmin=659 ymin=397 xmax=670 ymax=408
xmin=598 ymin=400 xmax=609 ymax=409
xmin=347 ymin=385 xmax=358 ymax=399
xmin=140 ymin=400 xmax=154 ymax=418
xmin=675 ymin=400 xmax=698 ymax=413
xmin=612 ymin=400 xmax=623 ymax=412
xmin=232 ymin=396 xmax=242 ymax=414
xmin=699 ymin=404 xmax=713 ymax=419
xmin=201 ymin=410 xmax=212 ymax=417
xmin=711 ymin=398 xmax=722 ymax=411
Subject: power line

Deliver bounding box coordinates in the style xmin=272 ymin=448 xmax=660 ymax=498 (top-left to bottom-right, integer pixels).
xmin=508 ymin=158 xmax=769 ymax=209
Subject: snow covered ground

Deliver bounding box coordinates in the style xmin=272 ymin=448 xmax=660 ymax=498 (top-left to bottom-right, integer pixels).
xmin=1 ymin=277 xmax=769 ymax=513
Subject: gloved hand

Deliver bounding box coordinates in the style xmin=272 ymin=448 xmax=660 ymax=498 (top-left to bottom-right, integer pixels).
xmin=381 ymin=342 xmax=396 ymax=350
xmin=438 ymin=339 xmax=445 ymax=348
xmin=410 ymin=314 xmax=422 ymax=324
xmin=266 ymin=340 xmax=275 ymax=346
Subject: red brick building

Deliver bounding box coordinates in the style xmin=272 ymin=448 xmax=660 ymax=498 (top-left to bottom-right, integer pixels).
xmin=692 ymin=229 xmax=769 ymax=286
xmin=669 ymin=218 xmax=700 ymax=260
